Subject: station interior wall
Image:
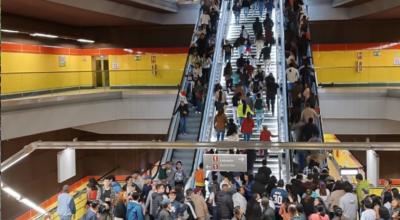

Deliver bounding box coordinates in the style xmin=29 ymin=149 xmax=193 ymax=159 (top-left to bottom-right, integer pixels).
xmin=1 ymin=43 xmax=187 ymax=95
xmin=312 ymin=43 xmax=400 ymax=85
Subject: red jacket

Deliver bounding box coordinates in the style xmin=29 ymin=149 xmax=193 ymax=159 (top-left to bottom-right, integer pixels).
xmin=260 ymin=130 xmax=272 ymax=141
xmin=241 ymin=118 xmax=254 ymax=134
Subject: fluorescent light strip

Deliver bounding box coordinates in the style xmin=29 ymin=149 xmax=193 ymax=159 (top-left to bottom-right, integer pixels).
xmin=123 ymin=48 xmax=133 ymax=53
xmin=2 ymin=187 xmax=22 ymax=200
xmin=20 ymin=198 xmax=47 ymax=214
xmin=2 ymin=29 xmax=20 ymax=33
xmin=77 ymin=38 xmax=95 ymax=43
xmin=1 ymin=152 xmax=31 ymax=172
xmin=30 ymin=33 xmax=58 ymax=38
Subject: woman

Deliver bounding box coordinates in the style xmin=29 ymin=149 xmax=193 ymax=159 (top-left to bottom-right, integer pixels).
xmin=392 ymin=197 xmax=400 ymax=220
xmin=241 ymin=113 xmax=254 ymax=141
xmin=173 ymin=100 xmax=189 ymax=135
xmin=224 ymin=62 xmax=233 ymax=91
xmin=243 ymin=173 xmax=255 ymax=200
xmin=237 ymin=100 xmax=254 ymax=127
xmin=173 ymin=161 xmax=187 ymax=187
xmin=113 ymin=192 xmax=126 ymax=220
xmin=246 ymin=193 xmax=263 ymax=220
xmin=86 ymin=178 xmax=100 ymax=201
xmin=214 ymin=87 xmax=227 ymax=112
xmin=309 ymin=205 xmax=330 ymax=220
xmin=316 ymin=182 xmax=331 ymax=205
xmin=226 ymin=118 xmax=240 ymax=142
xmin=214 ymin=109 xmax=228 ymax=141
xmin=192 ymin=80 xmax=204 ymax=114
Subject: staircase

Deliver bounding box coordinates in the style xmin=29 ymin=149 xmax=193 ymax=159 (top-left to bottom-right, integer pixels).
xmin=212 ymin=5 xmax=286 ymax=180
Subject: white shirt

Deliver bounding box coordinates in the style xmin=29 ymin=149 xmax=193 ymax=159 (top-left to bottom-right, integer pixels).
xmin=339 ymin=193 xmax=358 ymax=220
xmin=232 ymin=192 xmax=247 ymax=213
xmin=360 ymin=209 xmax=376 ymax=220
xmin=286 ymin=67 xmax=299 ymax=83
xmin=201 ymin=14 xmax=211 ymax=25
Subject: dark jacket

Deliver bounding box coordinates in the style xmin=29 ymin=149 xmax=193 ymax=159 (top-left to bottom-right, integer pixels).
xmin=114 ymin=201 xmax=126 ymax=218
xmin=302 ymin=122 xmax=320 ymax=141
xmin=151 ymin=192 xmax=164 ymax=216
xmin=262 ymin=207 xmax=276 ymax=220
xmin=83 ymin=209 xmax=98 ymax=220
xmin=216 ymin=191 xmax=234 ymax=219
xmin=246 ymin=200 xmax=262 ymax=220
xmin=158 ymin=209 xmax=173 ymax=220
xmin=174 ymin=104 xmax=189 ymax=118
xmin=260 ymin=46 xmax=272 ymax=60
xmin=253 ymin=21 xmax=263 ymax=36
xmin=252 ymin=172 xmax=268 ymax=196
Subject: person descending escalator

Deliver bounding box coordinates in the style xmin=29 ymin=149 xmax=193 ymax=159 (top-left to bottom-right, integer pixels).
xmin=173 ymin=101 xmax=189 ymax=135
xmin=253 ymin=17 xmax=263 ymax=38
xmin=265 ymin=73 xmax=279 ymax=115
xmin=260 ymin=43 xmax=272 ymax=72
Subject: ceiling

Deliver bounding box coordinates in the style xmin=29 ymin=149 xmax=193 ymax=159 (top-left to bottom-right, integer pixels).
xmin=358 ymin=6 xmax=400 ymax=20
xmin=2 ymin=0 xmax=147 ymax=26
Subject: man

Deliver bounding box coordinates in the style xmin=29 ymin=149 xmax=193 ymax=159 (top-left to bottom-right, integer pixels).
xmin=300 ymin=103 xmax=318 ymax=124
xmin=258 ymin=159 xmax=272 ymax=180
xmin=286 ymin=63 xmax=299 ymax=85
xmin=83 ymin=200 xmax=99 ymax=220
xmin=169 ymin=189 xmax=184 ymax=219
xmin=355 ymin=174 xmax=370 ymax=206
xmin=339 ymin=182 xmax=358 ymax=220
xmin=233 ymin=186 xmax=247 ymax=214
xmin=253 ymin=17 xmax=263 ymax=37
xmin=99 ymin=176 xmax=116 ymax=219
xmin=236 ymin=54 xmax=246 ymax=70
xmin=109 ymin=175 xmax=122 ymax=194
xmin=127 ymin=192 xmax=144 ymax=220
xmin=361 ymin=198 xmax=376 ymax=220
xmin=151 ymin=184 xmax=165 ymax=219
xmin=216 ymin=184 xmax=234 ymax=220
xmin=262 ymin=197 xmax=276 ymax=220
xmin=187 ymin=188 xmax=209 ymax=220
xmin=270 ymin=180 xmax=288 ymax=220
xmin=158 ymin=198 xmax=173 ymax=220
xmin=301 ymin=118 xmax=320 ymax=141
xmin=265 ymin=73 xmax=279 ymax=115
xmin=57 ymin=185 xmax=76 ymax=220
xmin=132 ymin=171 xmax=144 ymax=190
xmin=260 ymin=43 xmax=272 ymax=71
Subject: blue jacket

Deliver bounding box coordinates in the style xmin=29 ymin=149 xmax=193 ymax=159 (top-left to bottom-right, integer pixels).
xmin=127 ymin=201 xmax=144 ymax=220
xmin=112 ymin=181 xmax=122 ymax=194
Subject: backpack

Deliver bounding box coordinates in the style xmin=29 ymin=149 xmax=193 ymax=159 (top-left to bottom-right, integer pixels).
xmin=88 ymin=189 xmax=97 ymax=201
xmin=254 ymin=98 xmax=263 ymax=110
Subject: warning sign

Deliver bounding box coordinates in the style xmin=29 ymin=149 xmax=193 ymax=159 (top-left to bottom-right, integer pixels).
xmin=203 ymin=154 xmax=247 ymax=172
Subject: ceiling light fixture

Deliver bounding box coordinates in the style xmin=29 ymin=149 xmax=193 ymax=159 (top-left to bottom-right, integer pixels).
xmin=20 ymin=198 xmax=47 ymax=214
xmin=30 ymin=33 xmax=58 ymax=38
xmin=2 ymin=187 xmax=22 ymax=200
xmin=1 ymin=29 xmax=20 ymax=33
xmin=123 ymin=48 xmax=133 ymax=53
xmin=77 ymin=38 xmax=95 ymax=43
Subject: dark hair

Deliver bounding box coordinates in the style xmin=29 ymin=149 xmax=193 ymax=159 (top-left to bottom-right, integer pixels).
xmin=90 ymin=200 xmax=100 ymax=209
xmin=262 ymin=159 xmax=267 ymax=166
xmin=316 ymin=204 xmax=326 ymax=216
xmin=131 ymin=192 xmax=140 ymax=201
xmin=199 ymin=163 xmax=203 ymax=169
xmin=383 ymin=191 xmax=393 ymax=204
xmin=277 ymin=180 xmax=284 ymax=187
xmin=380 ymin=207 xmax=391 ymax=220
xmin=356 ymin=174 xmax=363 ymax=181
xmin=392 ymin=188 xmax=400 ymax=199
xmin=186 ymin=188 xmax=193 ymax=196
xmin=343 ymin=181 xmax=353 ymax=193
xmin=125 ymin=176 xmax=132 ymax=182
xmin=363 ymin=197 xmax=374 ymax=209
xmin=105 ymin=175 xmax=114 ymax=181
xmin=156 ymin=184 xmax=164 ymax=190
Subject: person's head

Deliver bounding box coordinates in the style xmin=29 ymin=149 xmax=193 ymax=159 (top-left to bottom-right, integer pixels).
xmin=62 ymin=185 xmax=69 ymax=193
xmin=180 ymin=100 xmax=185 ymax=106
xmin=222 ymin=183 xmax=229 ymax=192
xmin=186 ymin=188 xmax=193 ymax=198
xmin=343 ymin=181 xmax=353 ymax=193
xmin=383 ymin=191 xmax=393 ymax=204
xmin=384 ymin=179 xmax=392 ymax=188
xmin=316 ymin=204 xmax=326 ymax=216
xmin=160 ymin=198 xmax=171 ymax=209
xmin=334 ymin=206 xmax=343 ymax=217
xmin=255 ymin=17 xmax=259 ymax=22
xmin=229 ymin=118 xmax=235 ymax=124
xmin=277 ymin=179 xmax=284 ymax=188
xmin=246 ymin=112 xmax=252 ymax=119
xmin=103 ymin=178 xmax=111 ymax=187
xmin=364 ymin=197 xmax=374 ymax=209
xmin=261 ymin=197 xmax=270 ymax=208
xmin=262 ymin=159 xmax=267 ymax=166
xmin=90 ymin=200 xmax=100 ymax=211
xmin=132 ymin=171 xmax=140 ymax=179
xmin=176 ymin=161 xmax=182 ymax=169
xmin=238 ymin=186 xmax=245 ymax=195
xmin=392 ymin=188 xmax=400 ymax=199
xmin=169 ymin=189 xmax=176 ymax=201
xmin=356 ymin=174 xmax=364 ymax=182
xmin=253 ymin=193 xmax=261 ymax=202
xmin=257 ymin=93 xmax=261 ymax=99
xmin=156 ymin=184 xmax=165 ymax=193
xmin=198 ymin=163 xmax=203 ymax=169
xmin=130 ymin=191 xmax=140 ymax=201
xmin=392 ymin=197 xmax=400 ymax=209
xmin=379 ymin=206 xmax=391 ymax=220
xmin=125 ymin=175 xmax=133 ymax=184
xmin=288 ymin=204 xmax=298 ymax=216
xmin=241 ymin=25 xmax=245 ymax=30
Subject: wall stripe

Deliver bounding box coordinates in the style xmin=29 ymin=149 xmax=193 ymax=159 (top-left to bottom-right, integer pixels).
xmin=1 ymin=42 xmax=188 ymax=55
xmin=312 ymin=42 xmax=400 ymax=51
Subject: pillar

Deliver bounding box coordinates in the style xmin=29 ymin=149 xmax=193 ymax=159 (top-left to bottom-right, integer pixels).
xmin=366 ymin=150 xmax=379 ymax=187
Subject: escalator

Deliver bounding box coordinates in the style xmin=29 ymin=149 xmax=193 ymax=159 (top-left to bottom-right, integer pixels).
xmin=161 ymin=0 xmax=231 ymax=184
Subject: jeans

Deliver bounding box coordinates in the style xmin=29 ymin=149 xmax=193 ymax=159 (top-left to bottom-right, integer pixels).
xmin=256 ymin=112 xmax=264 ymax=130
xmin=258 ymin=0 xmax=264 ymax=16
xmin=266 ymin=96 xmax=275 ymax=113
xmin=239 ymin=45 xmax=246 ymax=55
xmin=216 ymin=131 xmax=225 ymax=141
xmin=179 ymin=117 xmax=187 ymax=134
xmin=238 ymin=117 xmax=244 ymax=127
xmin=60 ymin=216 xmax=72 ymax=220
xmin=243 ymin=133 xmax=251 ymax=141
xmin=243 ymin=7 xmax=249 ymax=18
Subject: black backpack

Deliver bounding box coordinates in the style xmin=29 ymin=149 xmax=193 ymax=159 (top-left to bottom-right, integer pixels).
xmin=254 ymin=98 xmax=263 ymax=110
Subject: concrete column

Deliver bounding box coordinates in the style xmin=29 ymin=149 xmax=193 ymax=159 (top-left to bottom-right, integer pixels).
xmin=366 ymin=150 xmax=379 ymax=187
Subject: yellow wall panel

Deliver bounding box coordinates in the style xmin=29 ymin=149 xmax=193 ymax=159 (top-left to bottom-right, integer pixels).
xmin=313 ymin=49 xmax=400 ymax=85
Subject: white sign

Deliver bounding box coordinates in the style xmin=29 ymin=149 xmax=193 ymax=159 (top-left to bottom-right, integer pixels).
xmin=394 ymin=57 xmax=400 ymax=65
xmin=203 ymin=154 xmax=247 ymax=172
xmin=57 ymin=148 xmax=76 ymax=183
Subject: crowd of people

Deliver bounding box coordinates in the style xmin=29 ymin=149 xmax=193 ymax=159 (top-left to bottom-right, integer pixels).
xmin=57 ymin=158 xmax=400 ymax=220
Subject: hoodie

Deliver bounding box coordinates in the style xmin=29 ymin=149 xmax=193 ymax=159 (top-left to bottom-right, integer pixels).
xmin=127 ymin=201 xmax=144 ymax=220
